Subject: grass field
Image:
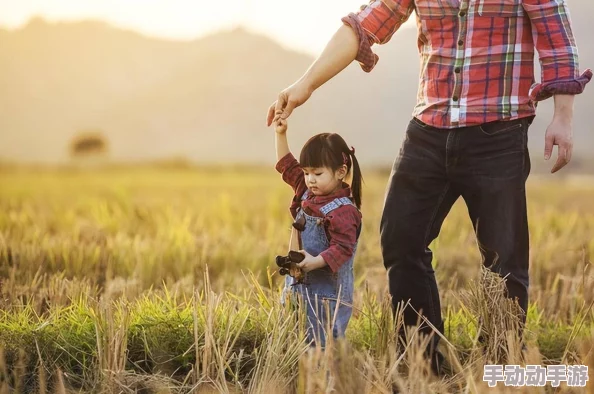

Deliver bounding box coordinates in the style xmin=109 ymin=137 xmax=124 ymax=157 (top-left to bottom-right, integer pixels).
xmin=0 ymin=166 xmax=593 ymax=393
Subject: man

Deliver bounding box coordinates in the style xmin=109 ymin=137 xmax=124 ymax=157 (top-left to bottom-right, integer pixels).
xmin=266 ymin=0 xmax=591 ymax=374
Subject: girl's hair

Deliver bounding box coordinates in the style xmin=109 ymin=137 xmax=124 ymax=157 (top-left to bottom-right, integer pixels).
xmin=299 ymin=133 xmax=363 ymax=209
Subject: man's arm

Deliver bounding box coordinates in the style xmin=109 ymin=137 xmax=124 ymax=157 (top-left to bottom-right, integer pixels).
xmin=522 ymin=0 xmax=592 ymax=173
xmin=300 ymin=25 xmax=360 ymax=95
xmin=522 ymin=0 xmax=592 ymax=102
xmin=266 ymin=0 xmax=415 ymax=126
xmin=266 ymin=25 xmax=359 ymax=126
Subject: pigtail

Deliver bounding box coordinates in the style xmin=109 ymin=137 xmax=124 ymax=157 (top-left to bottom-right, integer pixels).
xmin=348 ymin=147 xmax=363 ymax=210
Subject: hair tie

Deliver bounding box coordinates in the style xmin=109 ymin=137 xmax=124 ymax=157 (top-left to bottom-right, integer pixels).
xmin=350 ymin=146 xmax=355 ymax=155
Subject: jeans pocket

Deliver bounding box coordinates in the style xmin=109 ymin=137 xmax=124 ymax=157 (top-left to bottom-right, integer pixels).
xmin=411 ymin=117 xmax=431 ymax=129
xmin=479 ymin=120 xmax=523 ymax=136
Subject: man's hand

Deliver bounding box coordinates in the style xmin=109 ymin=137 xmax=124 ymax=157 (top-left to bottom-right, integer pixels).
xmin=295 ymin=250 xmax=328 ymax=273
xmin=544 ymin=118 xmax=573 ymax=173
xmin=545 ymin=95 xmax=575 ymax=174
xmin=266 ymin=80 xmax=313 ymax=127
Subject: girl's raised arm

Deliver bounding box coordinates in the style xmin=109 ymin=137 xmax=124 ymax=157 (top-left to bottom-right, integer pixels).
xmin=274 ymin=113 xmax=290 ymax=161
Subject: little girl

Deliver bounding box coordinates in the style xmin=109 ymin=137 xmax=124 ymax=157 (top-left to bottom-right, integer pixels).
xmin=273 ymin=112 xmax=363 ymax=348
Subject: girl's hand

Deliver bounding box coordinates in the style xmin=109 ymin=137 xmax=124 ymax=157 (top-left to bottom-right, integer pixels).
xmin=274 ymin=110 xmax=288 ymax=134
xmin=296 ymin=250 xmax=328 ymax=272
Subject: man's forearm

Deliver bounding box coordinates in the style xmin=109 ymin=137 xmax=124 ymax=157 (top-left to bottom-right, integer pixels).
xmin=299 ymin=25 xmax=359 ymax=92
xmin=553 ymin=94 xmax=575 ymax=122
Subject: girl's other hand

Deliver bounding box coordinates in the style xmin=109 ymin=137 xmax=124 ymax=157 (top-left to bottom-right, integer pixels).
xmin=296 ymin=250 xmax=327 ymax=272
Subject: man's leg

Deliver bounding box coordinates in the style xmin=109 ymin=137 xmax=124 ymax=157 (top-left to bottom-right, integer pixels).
xmin=381 ymin=118 xmax=460 ymax=365
xmin=456 ymin=117 xmax=533 ymax=328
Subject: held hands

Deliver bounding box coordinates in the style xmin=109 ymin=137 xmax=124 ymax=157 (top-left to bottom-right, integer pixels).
xmin=295 ymin=250 xmax=328 ymax=273
xmin=273 ymin=110 xmax=287 ymax=134
xmin=544 ymin=116 xmax=573 ymax=173
xmin=266 ymin=80 xmax=313 ymax=127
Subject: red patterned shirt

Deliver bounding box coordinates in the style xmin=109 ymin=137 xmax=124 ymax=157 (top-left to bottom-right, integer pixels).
xmin=342 ymin=0 xmax=592 ymax=128
xmin=275 ymin=153 xmax=362 ymax=273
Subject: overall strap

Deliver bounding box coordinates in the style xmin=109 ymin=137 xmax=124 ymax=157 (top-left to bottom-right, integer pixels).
xmin=295 ymin=190 xmax=309 ymax=217
xmin=301 ymin=190 xmax=309 ymax=201
xmin=319 ymin=197 xmax=355 ymax=216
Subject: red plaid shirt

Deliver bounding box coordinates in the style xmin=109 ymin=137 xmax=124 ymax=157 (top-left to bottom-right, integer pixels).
xmin=275 ymin=153 xmax=362 ymax=273
xmin=342 ymin=0 xmax=592 ymax=128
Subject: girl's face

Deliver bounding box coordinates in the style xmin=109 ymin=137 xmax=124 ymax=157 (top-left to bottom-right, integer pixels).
xmin=302 ymin=165 xmax=347 ymax=196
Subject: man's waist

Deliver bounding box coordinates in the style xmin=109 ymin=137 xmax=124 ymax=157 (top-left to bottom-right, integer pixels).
xmin=414 ymin=107 xmax=536 ymax=129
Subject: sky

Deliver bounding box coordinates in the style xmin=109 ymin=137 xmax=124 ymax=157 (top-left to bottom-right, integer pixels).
xmin=0 ymin=0 xmax=415 ymax=56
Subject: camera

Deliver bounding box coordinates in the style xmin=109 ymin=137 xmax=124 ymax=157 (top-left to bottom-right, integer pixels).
xmin=275 ymin=250 xmax=306 ymax=284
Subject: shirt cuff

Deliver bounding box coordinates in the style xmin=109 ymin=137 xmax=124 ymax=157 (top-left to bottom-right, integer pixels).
xmin=275 ymin=152 xmax=297 ymax=174
xmin=319 ymin=249 xmax=342 ymax=273
xmin=529 ymin=69 xmax=593 ymax=102
xmin=341 ymin=13 xmax=379 ymax=73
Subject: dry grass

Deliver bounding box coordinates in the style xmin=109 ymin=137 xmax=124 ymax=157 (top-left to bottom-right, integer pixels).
xmin=0 ymin=167 xmax=593 ymax=392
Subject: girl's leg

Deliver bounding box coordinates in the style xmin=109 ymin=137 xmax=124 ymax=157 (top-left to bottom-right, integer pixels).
xmin=332 ymin=299 xmax=353 ymax=339
xmin=303 ymin=294 xmax=353 ymax=348
xmin=303 ymin=292 xmax=337 ymax=348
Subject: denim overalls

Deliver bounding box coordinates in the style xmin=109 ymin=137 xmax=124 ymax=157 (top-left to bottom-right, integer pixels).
xmin=281 ymin=190 xmax=360 ymax=348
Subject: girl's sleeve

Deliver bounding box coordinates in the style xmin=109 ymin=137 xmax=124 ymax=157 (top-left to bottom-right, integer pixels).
xmin=275 ymin=152 xmax=307 ymax=200
xmin=319 ymin=205 xmax=362 ymax=273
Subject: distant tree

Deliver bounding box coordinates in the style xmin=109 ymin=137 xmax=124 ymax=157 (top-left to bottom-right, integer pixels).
xmin=69 ymin=131 xmax=109 ymax=159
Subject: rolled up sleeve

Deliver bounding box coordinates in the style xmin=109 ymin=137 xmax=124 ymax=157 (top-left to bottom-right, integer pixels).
xmin=523 ymin=0 xmax=592 ymax=101
xmin=341 ymin=0 xmax=414 ymax=72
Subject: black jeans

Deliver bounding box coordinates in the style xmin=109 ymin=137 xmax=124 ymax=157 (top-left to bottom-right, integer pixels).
xmin=381 ymin=115 xmax=534 ymax=352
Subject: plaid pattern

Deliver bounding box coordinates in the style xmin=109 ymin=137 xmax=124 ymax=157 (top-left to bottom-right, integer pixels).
xmin=275 ymin=153 xmax=362 ymax=273
xmin=342 ymin=0 xmax=592 ymax=128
